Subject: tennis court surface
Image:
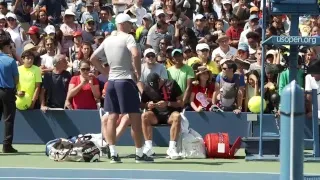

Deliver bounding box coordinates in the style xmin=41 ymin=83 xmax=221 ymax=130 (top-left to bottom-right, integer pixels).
xmin=0 ymin=145 xmax=319 ymax=180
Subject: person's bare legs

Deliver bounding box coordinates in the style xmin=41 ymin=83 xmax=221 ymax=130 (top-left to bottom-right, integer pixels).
xmin=166 ymin=111 xmax=181 ymax=160
xmin=129 ymin=113 xmax=143 ymax=148
xmin=167 ymin=112 xmax=181 ymax=141
xmin=141 ymin=111 xmax=158 ymax=155
xmin=115 ymin=114 xmax=131 ymax=141
xmin=105 ymin=113 xmax=119 ymax=161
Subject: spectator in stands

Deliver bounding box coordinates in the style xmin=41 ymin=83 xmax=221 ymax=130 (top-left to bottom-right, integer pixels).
xmin=66 ymin=60 xmax=100 ymax=109
xmin=138 ymin=48 xmax=168 ymax=90
xmin=69 ymin=31 xmax=82 ymax=63
xmin=168 ymin=49 xmax=194 ymax=104
xmin=147 ymin=21 xmax=171 ymax=54
xmin=221 ymin=0 xmax=233 ymax=22
xmin=0 ymin=1 xmax=8 ymax=16
xmin=226 ymin=16 xmax=243 ymax=48
xmin=92 ymin=31 xmax=105 ymax=51
xmin=27 ymin=26 xmax=42 ymax=47
xmin=135 ymin=13 xmax=153 ymax=53
xmin=163 ymin=0 xmax=190 ymax=27
xmin=193 ymin=14 xmax=209 ymax=41
xmin=190 ymin=63 xmax=214 ymax=111
xmin=81 ymin=16 xmax=96 ymax=44
xmin=232 ymin=0 xmax=250 ymax=27
xmin=60 ymin=9 xmax=81 ymax=54
xmin=239 ymin=14 xmax=259 ymax=45
xmin=188 ymin=43 xmax=219 ymax=75
xmin=198 ymin=0 xmax=218 ymax=19
xmin=249 ymin=47 xmax=262 ymax=71
xmin=99 ymin=6 xmax=115 ymax=36
xmin=11 ymin=0 xmax=33 ymax=31
xmin=211 ymin=33 xmax=237 ymax=59
xmin=33 ymin=9 xmax=51 ymax=33
xmin=141 ymin=73 xmax=183 ymax=160
xmin=40 ymin=36 xmax=58 ymax=74
xmin=17 ymin=49 xmax=42 ymax=110
xmin=0 ymin=14 xmax=6 ymax=30
xmin=80 ymin=0 xmax=99 ymax=29
xmin=244 ymin=70 xmax=260 ymax=112
xmin=0 ymin=29 xmax=19 ymax=153
xmin=278 ymin=57 xmax=304 ymax=95
xmin=35 ymin=0 xmax=68 ymax=25
xmin=129 ymin=0 xmax=147 ymax=27
xmin=41 ymin=54 xmax=71 ymax=111
xmin=72 ymin=42 xmax=94 ymax=75
xmin=6 ymin=12 xmax=27 ymax=57
xmin=305 ymin=59 xmax=320 ymax=119
xmin=212 ymin=58 xmax=244 ymax=113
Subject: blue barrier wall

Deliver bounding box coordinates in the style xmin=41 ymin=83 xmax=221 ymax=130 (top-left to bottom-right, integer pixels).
xmin=0 ymin=110 xmax=315 ymax=148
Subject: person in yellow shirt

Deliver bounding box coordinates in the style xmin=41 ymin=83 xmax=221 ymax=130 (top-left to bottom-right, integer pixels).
xmin=187 ymin=43 xmax=220 ymax=76
xmin=17 ymin=50 xmax=42 ymax=109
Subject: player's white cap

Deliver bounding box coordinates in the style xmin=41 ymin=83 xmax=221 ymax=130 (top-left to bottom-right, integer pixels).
xmin=115 ymin=13 xmax=137 ymax=24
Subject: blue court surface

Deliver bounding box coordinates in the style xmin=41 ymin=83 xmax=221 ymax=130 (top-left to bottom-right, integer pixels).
xmin=0 ymin=168 xmax=319 ymax=180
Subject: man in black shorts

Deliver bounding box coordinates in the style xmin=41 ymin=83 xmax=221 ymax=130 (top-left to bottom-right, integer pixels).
xmin=141 ymin=73 xmax=183 ymax=160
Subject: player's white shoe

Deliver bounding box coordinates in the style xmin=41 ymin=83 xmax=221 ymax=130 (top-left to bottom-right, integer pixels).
xmin=166 ymin=148 xmax=181 ymax=160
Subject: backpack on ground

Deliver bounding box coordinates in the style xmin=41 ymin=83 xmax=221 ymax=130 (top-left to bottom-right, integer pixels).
xmin=47 ymin=139 xmax=100 ymax=162
xmin=204 ymin=133 xmax=242 ymax=159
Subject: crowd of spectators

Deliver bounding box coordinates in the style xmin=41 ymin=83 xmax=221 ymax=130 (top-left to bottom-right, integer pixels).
xmin=0 ymin=0 xmax=319 ymax=116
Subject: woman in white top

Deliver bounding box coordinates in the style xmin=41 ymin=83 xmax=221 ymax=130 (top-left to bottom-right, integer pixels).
xmin=5 ymin=12 xmax=27 ymax=57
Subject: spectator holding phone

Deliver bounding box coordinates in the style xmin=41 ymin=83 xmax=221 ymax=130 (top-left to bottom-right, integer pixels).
xmin=66 ymin=61 xmax=100 ymax=109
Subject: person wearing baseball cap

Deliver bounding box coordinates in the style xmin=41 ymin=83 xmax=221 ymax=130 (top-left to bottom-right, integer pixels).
xmin=90 ymin=11 xmax=150 ymax=163
xmin=27 ymin=26 xmax=41 ymax=46
xmin=141 ymin=72 xmax=184 ymax=160
xmin=139 ymin=48 xmax=168 ymax=84
xmin=80 ymin=0 xmax=99 ymax=29
xmin=188 ymin=43 xmax=220 ymax=75
xmin=167 ymin=48 xmax=194 ymax=103
xmin=82 ymin=16 xmax=96 ymax=44
xmin=135 ymin=13 xmax=153 ymax=51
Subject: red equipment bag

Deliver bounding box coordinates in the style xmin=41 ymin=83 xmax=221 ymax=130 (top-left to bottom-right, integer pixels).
xmin=204 ymin=133 xmax=242 ymax=159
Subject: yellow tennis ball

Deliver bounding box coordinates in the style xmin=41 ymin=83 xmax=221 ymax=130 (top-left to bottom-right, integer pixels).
xmin=248 ymin=96 xmax=267 ymax=113
xmin=16 ymin=94 xmax=32 ymax=110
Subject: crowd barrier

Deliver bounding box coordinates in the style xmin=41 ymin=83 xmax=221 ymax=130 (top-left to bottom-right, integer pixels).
xmin=0 ymin=110 xmax=315 ymax=148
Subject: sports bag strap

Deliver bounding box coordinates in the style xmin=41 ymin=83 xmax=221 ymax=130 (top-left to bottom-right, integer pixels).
xmin=53 ymin=148 xmax=72 ymax=161
xmin=162 ymin=86 xmax=169 ymax=101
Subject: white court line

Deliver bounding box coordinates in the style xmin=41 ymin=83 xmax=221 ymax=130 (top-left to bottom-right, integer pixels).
xmin=0 ymin=177 xmax=173 ymax=180
xmin=0 ymin=167 xmax=319 ymax=176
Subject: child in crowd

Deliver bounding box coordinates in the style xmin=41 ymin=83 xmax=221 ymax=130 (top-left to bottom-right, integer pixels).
xmin=190 ymin=63 xmax=215 ymax=112
xmin=17 ymin=50 xmax=42 ymax=110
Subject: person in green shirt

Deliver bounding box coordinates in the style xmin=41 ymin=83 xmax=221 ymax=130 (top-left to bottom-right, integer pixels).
xmin=167 ymin=49 xmax=195 ymax=104
xmin=278 ymin=68 xmax=304 ymax=95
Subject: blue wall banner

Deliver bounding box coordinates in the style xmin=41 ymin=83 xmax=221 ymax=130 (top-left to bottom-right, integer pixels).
xmin=0 ymin=110 xmax=315 ymax=148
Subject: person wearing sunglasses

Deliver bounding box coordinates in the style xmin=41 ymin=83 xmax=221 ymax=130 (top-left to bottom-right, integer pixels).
xmin=66 ymin=60 xmax=100 ymax=110
xmin=138 ymin=48 xmax=168 ymax=91
xmin=0 ymin=30 xmax=19 ymax=153
xmin=212 ymin=58 xmax=245 ymax=114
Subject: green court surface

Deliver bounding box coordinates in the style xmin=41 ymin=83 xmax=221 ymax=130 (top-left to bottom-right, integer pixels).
xmin=0 ymin=145 xmax=318 ymax=174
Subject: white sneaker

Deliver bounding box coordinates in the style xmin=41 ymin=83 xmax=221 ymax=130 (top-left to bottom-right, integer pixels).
xmin=166 ymin=148 xmax=181 ymax=160
xmin=143 ymin=146 xmax=155 ymax=157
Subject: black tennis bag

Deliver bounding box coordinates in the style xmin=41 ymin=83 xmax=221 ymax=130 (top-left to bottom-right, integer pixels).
xmin=48 ymin=139 xmax=100 ymax=162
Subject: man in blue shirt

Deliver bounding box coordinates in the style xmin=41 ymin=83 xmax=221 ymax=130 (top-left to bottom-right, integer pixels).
xmin=0 ymin=30 xmax=19 ymax=153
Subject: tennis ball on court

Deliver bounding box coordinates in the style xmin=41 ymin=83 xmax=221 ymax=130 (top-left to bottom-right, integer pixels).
xmin=16 ymin=93 xmax=32 ymax=110
xmin=248 ymin=96 xmax=266 ymax=113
